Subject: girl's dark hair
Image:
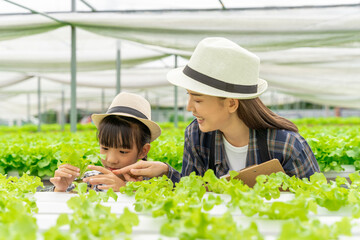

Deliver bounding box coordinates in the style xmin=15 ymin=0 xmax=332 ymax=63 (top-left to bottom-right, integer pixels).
xmin=97 ymin=115 xmax=151 ymax=154
xmin=236 ymin=97 xmax=298 ymax=132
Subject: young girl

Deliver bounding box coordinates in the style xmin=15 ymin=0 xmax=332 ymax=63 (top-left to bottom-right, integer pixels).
xmin=114 ymin=37 xmax=320 ymax=183
xmin=49 ymin=92 xmax=161 ymax=192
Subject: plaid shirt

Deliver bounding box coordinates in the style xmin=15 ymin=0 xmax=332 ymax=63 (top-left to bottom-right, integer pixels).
xmin=167 ymin=119 xmax=320 ymax=183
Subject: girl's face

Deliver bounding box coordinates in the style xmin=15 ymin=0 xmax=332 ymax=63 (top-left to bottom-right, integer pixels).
xmin=100 ymin=143 xmax=142 ymax=171
xmin=186 ymin=90 xmax=231 ymax=132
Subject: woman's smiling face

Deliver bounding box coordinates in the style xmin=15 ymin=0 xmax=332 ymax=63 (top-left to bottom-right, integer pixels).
xmin=186 ymin=90 xmax=231 ymax=132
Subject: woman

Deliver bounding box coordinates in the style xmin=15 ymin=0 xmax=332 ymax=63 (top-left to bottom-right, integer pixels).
xmin=114 ymin=37 xmax=320 ymax=183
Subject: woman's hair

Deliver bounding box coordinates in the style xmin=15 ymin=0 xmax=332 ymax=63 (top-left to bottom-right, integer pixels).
xmin=236 ymin=97 xmax=298 ymax=132
xmin=97 ymin=115 xmax=151 ymax=154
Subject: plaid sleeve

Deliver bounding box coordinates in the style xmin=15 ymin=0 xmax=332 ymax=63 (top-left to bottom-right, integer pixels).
xmin=83 ymin=170 xmax=106 ymax=192
xmin=41 ymin=182 xmax=77 ymax=192
xmin=166 ymin=124 xmax=195 ymax=184
xmin=166 ymin=120 xmax=208 ymax=183
xmin=181 ymin=120 xmax=206 ymax=177
xmin=276 ymin=130 xmax=320 ymax=179
xmin=166 ymin=163 xmax=181 ymax=183
xmin=291 ymin=135 xmax=320 ymax=179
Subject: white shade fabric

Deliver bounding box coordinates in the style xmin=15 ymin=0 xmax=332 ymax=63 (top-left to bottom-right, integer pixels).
xmin=1 ymin=2 xmax=360 ymax=121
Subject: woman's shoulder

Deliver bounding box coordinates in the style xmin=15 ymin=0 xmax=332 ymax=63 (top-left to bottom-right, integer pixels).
xmin=185 ymin=119 xmax=201 ymax=137
xmin=185 ymin=119 xmax=199 ymax=131
xmin=268 ymin=127 xmax=299 ymax=137
xmin=267 ymin=128 xmax=307 ymax=150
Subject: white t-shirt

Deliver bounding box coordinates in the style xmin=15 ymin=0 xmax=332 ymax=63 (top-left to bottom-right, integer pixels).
xmin=222 ymin=136 xmax=248 ymax=171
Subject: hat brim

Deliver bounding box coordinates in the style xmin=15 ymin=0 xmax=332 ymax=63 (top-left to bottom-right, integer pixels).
xmin=167 ymin=67 xmax=267 ymax=99
xmin=91 ymin=113 xmax=161 ymax=142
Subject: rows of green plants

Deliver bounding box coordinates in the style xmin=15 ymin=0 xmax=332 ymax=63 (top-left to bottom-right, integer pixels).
xmin=0 ymin=118 xmax=359 ymax=178
xmin=1 ymin=169 xmax=358 ymax=239
xmin=120 ymin=170 xmax=358 ymax=239
xmin=294 ymin=117 xmax=360 ymax=172
xmin=0 ymin=131 xmax=100 ymax=177
xmin=292 ymin=117 xmax=360 ymax=126
xmin=299 ymin=125 xmax=360 ymax=172
xmin=0 ymin=122 xmax=187 ymax=177
xmin=0 ymin=121 xmax=190 ymax=133
xmin=0 ymin=173 xmax=139 ymax=240
xmin=0 ymin=174 xmax=43 ymax=240
xmin=4 ymin=116 xmax=358 ymax=133
xmin=43 ymin=183 xmax=139 ymax=239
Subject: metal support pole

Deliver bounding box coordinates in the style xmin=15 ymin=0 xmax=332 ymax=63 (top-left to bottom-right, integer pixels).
xmin=284 ymin=97 xmax=289 ymax=111
xmin=324 ymin=105 xmax=330 ymax=117
xmin=37 ymin=77 xmax=41 ymax=132
xmin=174 ymin=55 xmax=178 ymax=127
xmin=80 ymin=0 xmax=96 ymax=11
xmin=86 ymin=100 xmax=89 ymax=114
xmin=71 ymin=0 xmax=76 ymax=11
xmin=156 ymin=97 xmax=160 ymax=122
xmin=116 ymin=40 xmax=121 ymax=95
xmin=61 ymin=87 xmax=65 ymax=131
xmin=295 ymin=99 xmax=300 ymax=118
xmin=300 ymin=101 xmax=305 ymax=109
xmin=4 ymin=0 xmax=68 ymax=24
xmin=27 ymin=93 xmax=30 ymax=123
xmin=44 ymin=96 xmax=47 ymax=123
xmin=70 ymin=0 xmax=77 ymax=132
xmin=218 ymin=0 xmax=226 ymax=10
xmin=101 ymin=88 xmax=105 ymax=112
xmin=70 ymin=25 xmax=77 ymax=132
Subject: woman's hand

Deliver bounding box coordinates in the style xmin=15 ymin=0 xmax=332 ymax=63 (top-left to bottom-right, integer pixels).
xmin=50 ymin=164 xmax=80 ymax=192
xmin=112 ymin=160 xmax=169 ymax=182
xmin=82 ymin=165 xmax=126 ymax=192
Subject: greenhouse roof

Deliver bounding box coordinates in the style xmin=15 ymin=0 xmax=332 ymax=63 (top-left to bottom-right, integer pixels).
xmin=0 ymin=0 xmax=360 ymax=120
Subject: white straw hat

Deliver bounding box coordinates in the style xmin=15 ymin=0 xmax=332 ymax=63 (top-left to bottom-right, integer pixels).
xmin=167 ymin=37 xmax=268 ymax=99
xmin=91 ymin=92 xmax=161 ymax=142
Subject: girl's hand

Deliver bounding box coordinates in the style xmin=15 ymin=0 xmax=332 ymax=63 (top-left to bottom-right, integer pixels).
xmin=50 ymin=164 xmax=80 ymax=192
xmin=112 ymin=160 xmax=169 ymax=182
xmin=83 ymin=165 xmax=126 ymax=192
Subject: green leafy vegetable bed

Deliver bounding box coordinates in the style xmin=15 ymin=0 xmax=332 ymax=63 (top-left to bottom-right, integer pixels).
xmin=0 ymin=118 xmax=359 ymax=178
xmin=2 ymin=170 xmax=359 ymax=239
xmin=298 ymin=124 xmax=360 ymax=172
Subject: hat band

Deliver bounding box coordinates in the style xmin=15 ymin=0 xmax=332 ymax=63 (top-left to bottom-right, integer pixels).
xmin=183 ymin=65 xmax=258 ymax=94
xmin=106 ymin=106 xmax=148 ymax=119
